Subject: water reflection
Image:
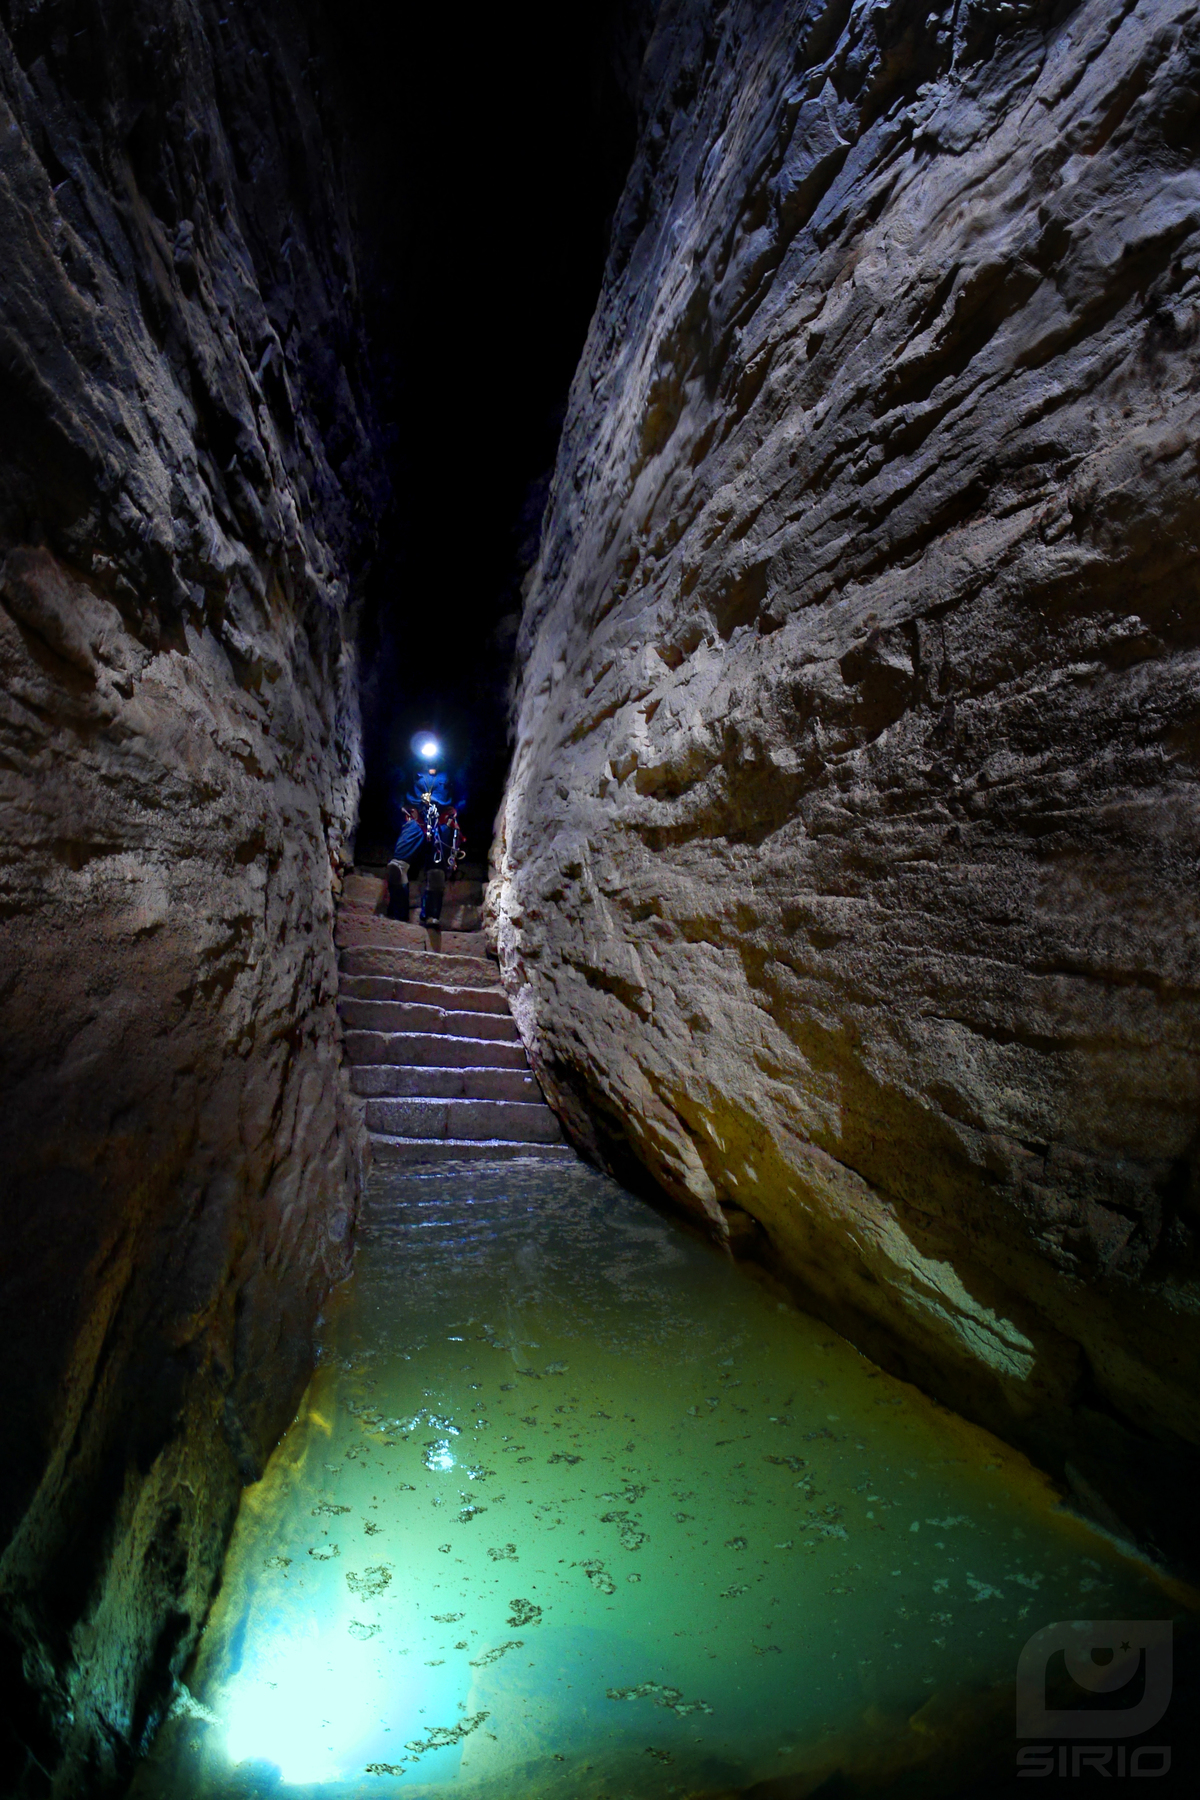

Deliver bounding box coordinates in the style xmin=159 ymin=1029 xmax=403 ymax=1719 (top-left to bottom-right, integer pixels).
xmin=136 ymin=1159 xmax=1193 ymax=1797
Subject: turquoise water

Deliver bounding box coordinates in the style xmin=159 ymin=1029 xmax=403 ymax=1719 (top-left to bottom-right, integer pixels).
xmin=137 ymin=1160 xmax=1191 ymax=1798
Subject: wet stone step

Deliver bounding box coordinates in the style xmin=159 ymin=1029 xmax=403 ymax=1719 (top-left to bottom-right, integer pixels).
xmin=351 ymin=1064 xmax=540 ymax=1103
xmin=339 ymin=974 xmax=509 ymax=1014
xmin=368 ymin=1135 xmax=575 ymax=1165
xmin=338 ymin=998 xmax=520 ymax=1041
xmin=342 ymin=1030 xmax=529 ymax=1070
xmin=364 ymin=1096 xmax=563 ymax=1144
xmin=335 ymin=907 xmax=490 ymax=960
xmin=339 ymin=944 xmax=497 ymax=987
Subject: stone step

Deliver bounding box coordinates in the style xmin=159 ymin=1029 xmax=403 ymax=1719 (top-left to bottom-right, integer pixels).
xmin=364 ymin=1096 xmax=562 ymax=1144
xmin=423 ymin=904 xmax=483 ymax=933
xmin=341 ymin=876 xmax=483 ymax=925
xmin=352 ymin=1064 xmax=539 ymax=1102
xmin=343 ymin=872 xmax=484 ymax=911
xmin=340 ymin=944 xmax=495 ymax=985
xmin=369 ymin=1135 xmax=576 ymax=1166
xmin=357 ymin=858 xmax=487 ymax=886
xmin=336 ymin=906 xmax=489 ymax=959
xmin=340 ymin=974 xmax=508 ymax=1014
xmin=343 ymin=1030 xmax=528 ymax=1070
xmin=338 ymin=998 xmax=520 ymax=1041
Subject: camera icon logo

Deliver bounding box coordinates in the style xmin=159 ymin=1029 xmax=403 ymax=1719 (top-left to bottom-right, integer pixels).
xmin=1016 ymin=1620 xmax=1173 ymax=1738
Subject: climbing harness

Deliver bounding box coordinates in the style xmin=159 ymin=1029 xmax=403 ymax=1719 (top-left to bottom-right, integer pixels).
xmin=415 ymin=790 xmax=463 ymax=876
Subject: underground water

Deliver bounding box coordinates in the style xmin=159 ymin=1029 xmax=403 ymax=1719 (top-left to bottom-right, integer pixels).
xmin=134 ymin=1160 xmax=1193 ymax=1798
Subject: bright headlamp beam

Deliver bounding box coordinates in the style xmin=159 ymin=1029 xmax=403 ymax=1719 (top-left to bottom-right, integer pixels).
xmin=419 ymin=739 xmax=440 ymax=761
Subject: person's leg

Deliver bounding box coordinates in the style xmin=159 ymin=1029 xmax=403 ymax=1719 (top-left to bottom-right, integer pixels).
xmin=420 ymin=823 xmax=459 ymax=925
xmin=387 ymin=820 xmax=425 ymax=920
xmin=421 ymin=864 xmax=445 ymax=926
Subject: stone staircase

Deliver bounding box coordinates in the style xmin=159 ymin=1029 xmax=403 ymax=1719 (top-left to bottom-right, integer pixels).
xmin=336 ymin=870 xmax=573 ymax=1165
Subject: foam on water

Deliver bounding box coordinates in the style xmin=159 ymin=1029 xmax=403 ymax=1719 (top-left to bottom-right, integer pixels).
xmin=137 ymin=1160 xmax=1193 ymax=1797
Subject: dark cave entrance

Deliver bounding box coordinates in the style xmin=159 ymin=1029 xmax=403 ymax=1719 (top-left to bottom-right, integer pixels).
xmin=337 ymin=1 xmax=651 ymax=864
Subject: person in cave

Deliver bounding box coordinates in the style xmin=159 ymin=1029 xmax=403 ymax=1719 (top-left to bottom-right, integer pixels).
xmin=386 ymin=733 xmax=465 ymax=927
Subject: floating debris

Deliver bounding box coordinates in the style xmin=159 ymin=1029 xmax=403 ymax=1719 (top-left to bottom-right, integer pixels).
xmin=606 ymin=1682 xmax=713 ymax=1717
xmin=346 ymin=1565 xmax=392 ymax=1597
xmin=581 ymin=1559 xmax=616 ymax=1595
xmin=405 ymin=1712 xmax=489 ymax=1755
xmin=308 ymin=1544 xmax=340 ymax=1560
xmin=166 ymin=1161 xmax=1177 ymax=1800
xmin=469 ymin=1640 xmax=523 ymax=1668
xmin=966 ymin=1575 xmax=1005 ymax=1602
xmin=599 ymin=1510 xmax=647 ymax=1549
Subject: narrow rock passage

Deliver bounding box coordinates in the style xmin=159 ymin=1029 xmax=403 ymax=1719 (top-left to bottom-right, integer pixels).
xmin=336 ymin=870 xmax=570 ymax=1165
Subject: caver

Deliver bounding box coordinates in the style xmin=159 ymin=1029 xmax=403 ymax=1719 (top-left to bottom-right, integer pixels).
xmin=386 ymin=732 xmax=465 ymax=927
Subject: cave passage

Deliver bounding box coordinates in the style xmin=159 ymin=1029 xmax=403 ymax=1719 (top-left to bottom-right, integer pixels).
xmin=133 ymin=1161 xmax=1188 ymax=1798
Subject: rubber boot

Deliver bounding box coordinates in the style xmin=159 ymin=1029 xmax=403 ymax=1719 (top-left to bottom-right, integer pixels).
xmin=386 ymin=858 xmax=411 ymax=921
xmin=421 ymin=865 xmax=446 ymax=928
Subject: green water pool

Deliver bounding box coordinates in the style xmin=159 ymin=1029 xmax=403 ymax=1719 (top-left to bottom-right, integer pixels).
xmin=138 ymin=1159 xmax=1192 ymax=1797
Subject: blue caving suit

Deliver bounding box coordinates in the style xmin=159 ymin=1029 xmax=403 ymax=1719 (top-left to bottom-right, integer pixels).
xmin=388 ymin=764 xmax=465 ymax=924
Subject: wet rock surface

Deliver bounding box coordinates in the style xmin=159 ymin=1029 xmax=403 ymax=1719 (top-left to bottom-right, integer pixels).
xmin=493 ymin=0 xmax=1200 ymax=1560
xmin=0 ymin=2 xmax=380 ymax=1790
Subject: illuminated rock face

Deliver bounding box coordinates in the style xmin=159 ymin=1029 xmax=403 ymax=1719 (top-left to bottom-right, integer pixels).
xmin=0 ymin=4 xmax=379 ymax=1790
xmin=493 ymin=0 xmax=1200 ymax=1556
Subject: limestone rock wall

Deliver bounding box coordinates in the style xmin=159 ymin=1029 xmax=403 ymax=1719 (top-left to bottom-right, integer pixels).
xmin=0 ymin=2 xmax=381 ymax=1790
xmin=494 ymin=0 xmax=1200 ymax=1560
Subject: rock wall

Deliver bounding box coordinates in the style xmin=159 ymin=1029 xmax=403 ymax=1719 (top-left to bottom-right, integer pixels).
xmin=494 ymin=0 xmax=1200 ymax=1561
xmin=0 ymin=2 xmax=382 ymax=1791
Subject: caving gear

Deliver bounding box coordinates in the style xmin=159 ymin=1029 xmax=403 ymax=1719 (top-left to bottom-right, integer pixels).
xmin=387 ymin=750 xmax=466 ymax=924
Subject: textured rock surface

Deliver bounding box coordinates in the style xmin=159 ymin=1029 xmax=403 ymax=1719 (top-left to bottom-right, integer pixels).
xmin=494 ymin=0 xmax=1200 ymax=1558
xmin=0 ymin=2 xmax=380 ymax=1789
